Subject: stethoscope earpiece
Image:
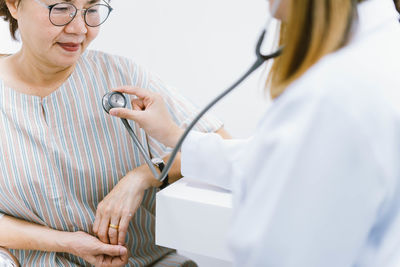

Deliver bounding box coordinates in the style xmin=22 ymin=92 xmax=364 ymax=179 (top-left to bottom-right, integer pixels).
xmin=102 ymin=91 xmax=127 ymax=114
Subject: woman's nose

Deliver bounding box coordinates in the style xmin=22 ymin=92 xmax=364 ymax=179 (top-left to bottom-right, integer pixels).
xmin=64 ymin=10 xmax=88 ymax=34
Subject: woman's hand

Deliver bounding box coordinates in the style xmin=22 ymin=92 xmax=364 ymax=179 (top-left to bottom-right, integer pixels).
xmin=93 ymin=165 xmax=161 ymax=246
xmin=109 ymin=86 xmax=183 ymax=148
xmin=65 ymin=231 xmax=128 ymax=267
xmin=0 ymin=214 xmax=127 ymax=267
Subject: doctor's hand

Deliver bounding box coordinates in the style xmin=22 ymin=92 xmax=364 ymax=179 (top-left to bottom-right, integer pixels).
xmin=109 ymin=86 xmax=183 ymax=148
xmin=93 ymin=163 xmax=161 ymax=246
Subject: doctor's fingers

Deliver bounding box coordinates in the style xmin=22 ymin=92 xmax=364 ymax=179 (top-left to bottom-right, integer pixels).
xmin=112 ymin=86 xmax=155 ymax=100
xmin=131 ymin=98 xmax=145 ymax=110
xmin=109 ymin=108 xmax=145 ymax=124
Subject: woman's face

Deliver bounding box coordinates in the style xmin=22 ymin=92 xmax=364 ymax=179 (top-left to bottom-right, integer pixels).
xmin=268 ymin=0 xmax=290 ymax=21
xmin=10 ymin=0 xmax=100 ymax=68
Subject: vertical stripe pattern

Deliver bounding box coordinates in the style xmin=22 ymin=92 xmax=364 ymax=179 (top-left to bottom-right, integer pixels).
xmin=0 ymin=50 xmax=222 ymax=266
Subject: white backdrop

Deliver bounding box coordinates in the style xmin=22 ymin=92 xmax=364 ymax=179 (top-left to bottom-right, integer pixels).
xmin=0 ymin=1 xmax=272 ymax=265
xmin=0 ymin=0 xmax=273 ymax=138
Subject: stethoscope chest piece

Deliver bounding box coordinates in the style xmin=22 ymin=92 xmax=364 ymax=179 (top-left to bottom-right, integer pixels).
xmin=102 ymin=92 xmax=127 ymax=113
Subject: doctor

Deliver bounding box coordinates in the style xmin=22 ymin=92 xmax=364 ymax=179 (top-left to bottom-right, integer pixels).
xmin=110 ymin=0 xmax=400 ymax=266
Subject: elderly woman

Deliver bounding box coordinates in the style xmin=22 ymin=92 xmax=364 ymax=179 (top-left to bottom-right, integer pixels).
xmin=0 ymin=0 xmax=229 ymax=266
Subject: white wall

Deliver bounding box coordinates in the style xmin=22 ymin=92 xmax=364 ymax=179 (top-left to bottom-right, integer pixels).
xmin=0 ymin=1 xmax=272 ymax=265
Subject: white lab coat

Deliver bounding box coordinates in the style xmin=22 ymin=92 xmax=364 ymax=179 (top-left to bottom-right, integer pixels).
xmin=181 ymin=0 xmax=400 ymax=266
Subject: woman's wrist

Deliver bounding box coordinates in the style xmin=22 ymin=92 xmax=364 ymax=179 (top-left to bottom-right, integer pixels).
xmin=128 ymin=165 xmax=162 ymax=190
xmin=55 ymin=231 xmax=78 ymax=255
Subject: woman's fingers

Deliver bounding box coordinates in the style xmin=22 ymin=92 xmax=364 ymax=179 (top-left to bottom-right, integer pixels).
xmin=71 ymin=231 xmax=127 ymax=266
xmin=98 ymin=243 xmax=127 ymax=257
xmin=93 ymin=211 xmax=102 ymax=235
xmin=118 ymin=212 xmax=132 ymax=246
xmin=96 ymin=205 xmax=111 ymax=244
xmin=108 ymin=218 xmax=120 ymax=245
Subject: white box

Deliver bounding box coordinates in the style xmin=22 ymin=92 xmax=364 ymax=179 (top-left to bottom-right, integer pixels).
xmin=156 ymin=177 xmax=233 ymax=262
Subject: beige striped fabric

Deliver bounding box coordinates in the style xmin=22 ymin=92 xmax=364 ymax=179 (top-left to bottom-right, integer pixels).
xmin=0 ymin=50 xmax=222 ymax=266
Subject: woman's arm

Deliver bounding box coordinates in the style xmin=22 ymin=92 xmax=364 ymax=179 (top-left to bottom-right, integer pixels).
xmin=93 ymin=125 xmax=231 ymax=246
xmin=93 ymin=127 xmax=231 ymax=247
xmin=0 ymin=215 xmax=128 ymax=266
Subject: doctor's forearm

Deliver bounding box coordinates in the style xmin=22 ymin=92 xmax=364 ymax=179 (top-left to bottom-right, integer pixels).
xmin=215 ymin=127 xmax=232 ymax=139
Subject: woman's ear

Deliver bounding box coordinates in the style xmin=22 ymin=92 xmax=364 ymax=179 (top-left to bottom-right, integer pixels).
xmin=5 ymin=0 xmax=20 ymax=20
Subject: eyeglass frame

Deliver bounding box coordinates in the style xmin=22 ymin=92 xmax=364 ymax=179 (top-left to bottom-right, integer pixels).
xmin=32 ymin=0 xmax=113 ymax=27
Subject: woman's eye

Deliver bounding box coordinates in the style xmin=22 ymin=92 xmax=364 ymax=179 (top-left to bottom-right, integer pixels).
xmin=54 ymin=7 xmax=68 ymax=11
xmin=52 ymin=5 xmax=71 ymax=13
xmin=87 ymin=9 xmax=98 ymax=14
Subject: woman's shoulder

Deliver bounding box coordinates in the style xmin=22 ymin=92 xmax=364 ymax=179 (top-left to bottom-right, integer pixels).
xmin=82 ymin=50 xmax=137 ymax=68
xmin=81 ymin=50 xmax=144 ymax=76
xmin=78 ymin=50 xmax=151 ymax=88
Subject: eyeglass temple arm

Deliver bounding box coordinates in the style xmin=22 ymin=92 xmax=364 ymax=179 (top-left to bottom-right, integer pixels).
xmin=32 ymin=0 xmax=51 ymax=9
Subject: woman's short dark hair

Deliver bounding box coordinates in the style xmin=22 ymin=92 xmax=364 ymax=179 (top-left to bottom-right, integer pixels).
xmin=0 ymin=0 xmax=20 ymax=40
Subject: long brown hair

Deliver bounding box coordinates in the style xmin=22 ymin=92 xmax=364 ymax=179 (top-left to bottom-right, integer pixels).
xmin=267 ymin=0 xmax=362 ymax=99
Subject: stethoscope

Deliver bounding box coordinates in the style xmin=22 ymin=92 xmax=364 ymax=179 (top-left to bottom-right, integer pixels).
xmin=102 ymin=1 xmax=283 ymax=186
xmin=102 ymin=91 xmax=163 ymax=181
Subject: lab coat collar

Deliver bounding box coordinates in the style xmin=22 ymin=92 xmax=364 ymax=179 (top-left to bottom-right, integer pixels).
xmin=356 ymin=0 xmax=399 ymax=39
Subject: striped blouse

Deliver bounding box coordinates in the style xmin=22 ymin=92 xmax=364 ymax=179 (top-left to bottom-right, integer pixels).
xmin=0 ymin=50 xmax=222 ymax=266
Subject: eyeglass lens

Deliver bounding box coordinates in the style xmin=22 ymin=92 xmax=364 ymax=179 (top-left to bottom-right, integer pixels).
xmin=50 ymin=3 xmax=111 ymax=27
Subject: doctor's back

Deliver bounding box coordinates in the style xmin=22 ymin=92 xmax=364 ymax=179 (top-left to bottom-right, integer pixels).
xmin=224 ymin=0 xmax=400 ymax=266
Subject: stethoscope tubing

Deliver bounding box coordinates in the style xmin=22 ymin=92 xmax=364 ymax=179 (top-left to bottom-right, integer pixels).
xmin=121 ymin=118 xmax=160 ymax=178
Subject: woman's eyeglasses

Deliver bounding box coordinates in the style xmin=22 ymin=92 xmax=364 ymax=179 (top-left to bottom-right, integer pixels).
xmin=33 ymin=0 xmax=113 ymax=27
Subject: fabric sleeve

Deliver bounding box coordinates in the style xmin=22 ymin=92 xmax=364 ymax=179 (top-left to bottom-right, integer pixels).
xmin=181 ymin=131 xmax=250 ymax=190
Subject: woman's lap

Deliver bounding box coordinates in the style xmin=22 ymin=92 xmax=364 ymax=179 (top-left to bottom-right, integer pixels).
xmin=151 ymin=252 xmax=197 ymax=267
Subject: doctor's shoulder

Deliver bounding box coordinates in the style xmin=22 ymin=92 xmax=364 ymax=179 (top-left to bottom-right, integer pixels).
xmin=274 ymin=43 xmax=398 ymax=125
